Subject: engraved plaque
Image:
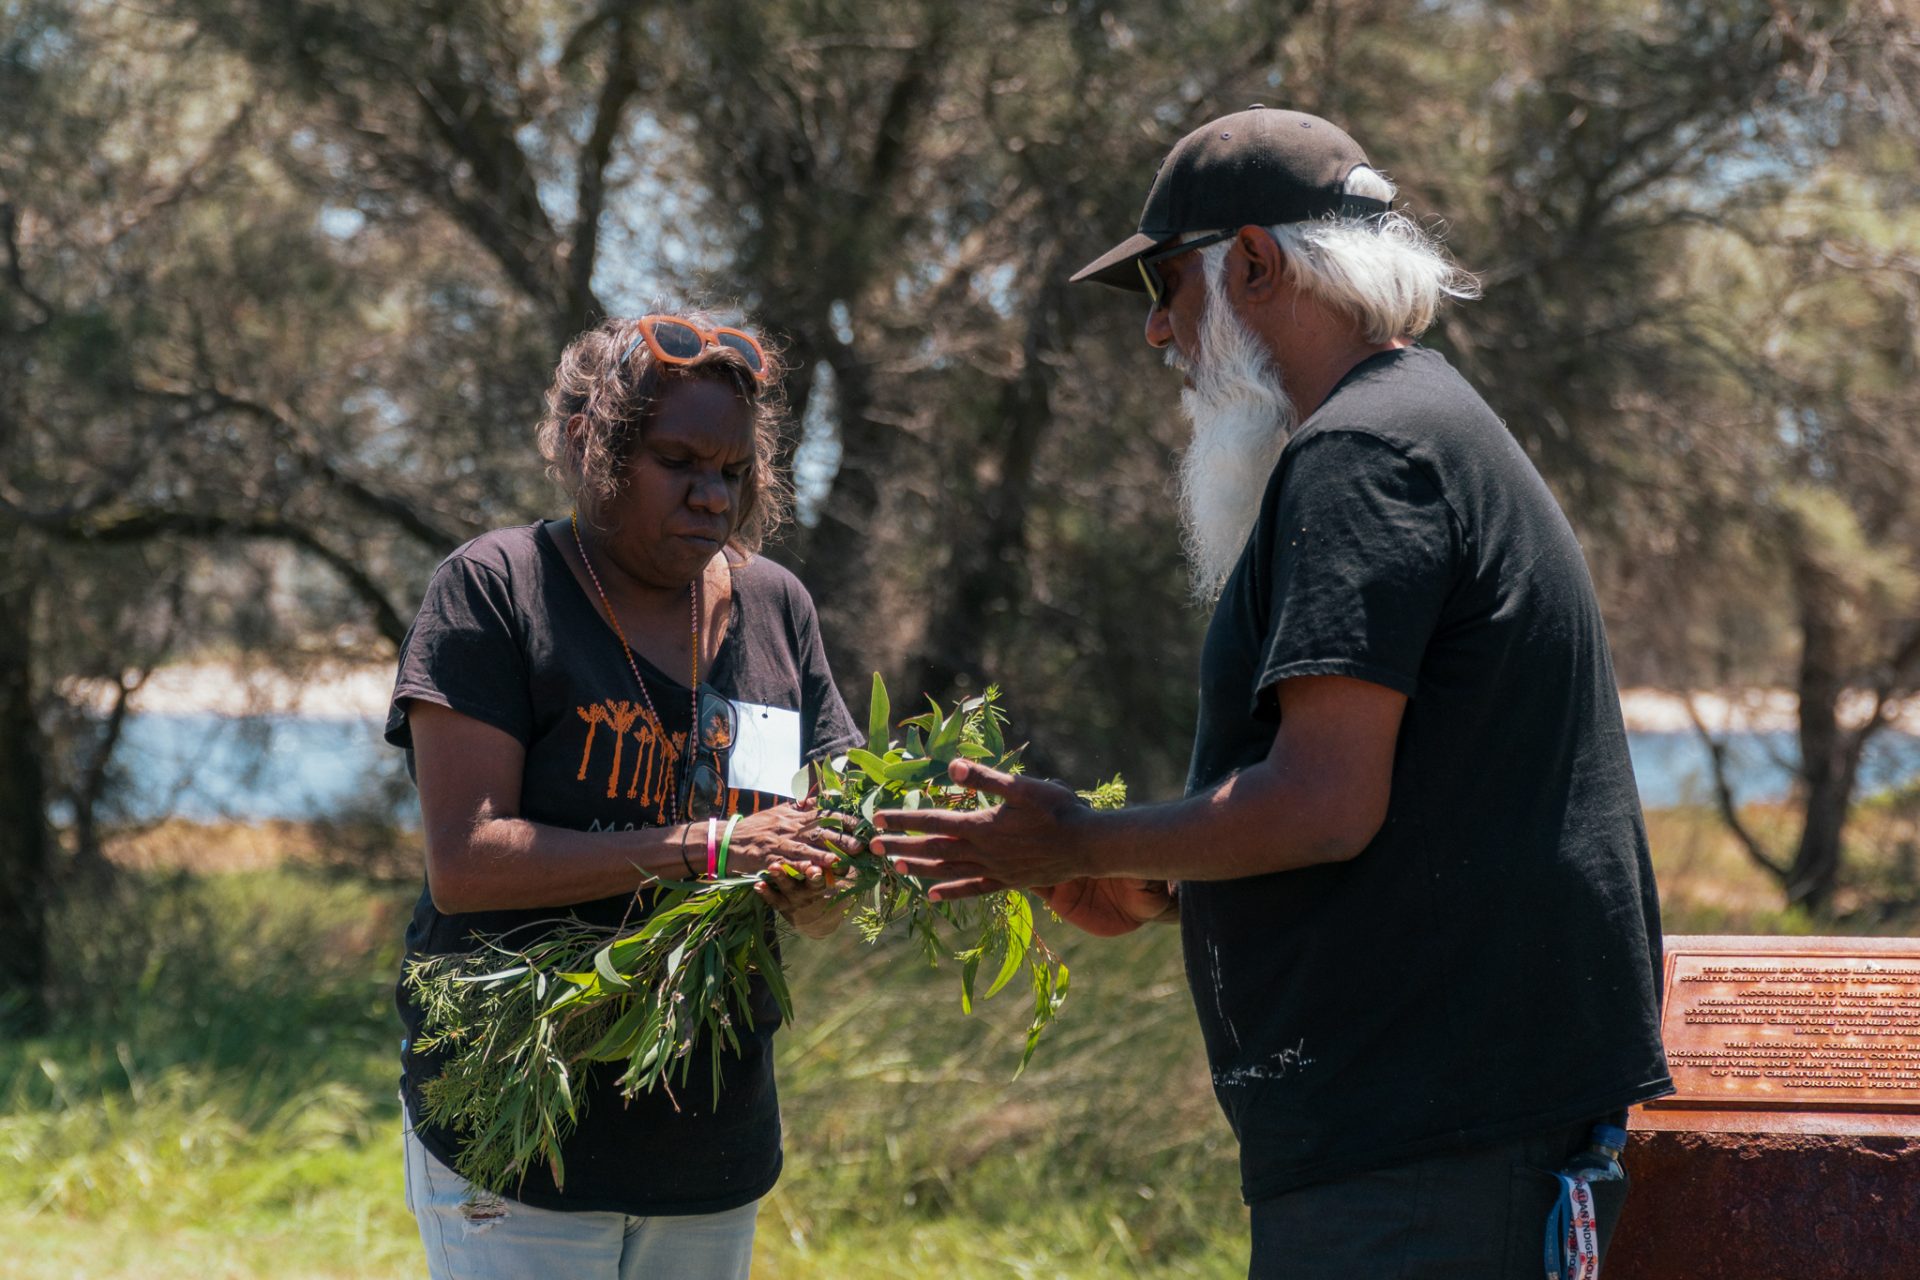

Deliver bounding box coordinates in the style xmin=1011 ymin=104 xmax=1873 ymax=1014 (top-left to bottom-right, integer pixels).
xmin=1645 ymin=936 xmax=1920 ymax=1123
xmin=1619 ymin=937 xmax=1920 ymax=1275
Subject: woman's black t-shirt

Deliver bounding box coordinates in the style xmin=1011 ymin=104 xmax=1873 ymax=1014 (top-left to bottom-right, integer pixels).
xmin=385 ymin=522 xmax=860 ymax=1215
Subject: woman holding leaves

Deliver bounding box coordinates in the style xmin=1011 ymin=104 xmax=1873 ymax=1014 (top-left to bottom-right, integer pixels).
xmin=384 ymin=312 xmax=861 ymax=1278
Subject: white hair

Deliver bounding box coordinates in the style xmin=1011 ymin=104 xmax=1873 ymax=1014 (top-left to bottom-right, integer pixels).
xmin=1199 ymin=168 xmax=1481 ymax=343
xmin=1172 ymin=249 xmax=1298 ymax=602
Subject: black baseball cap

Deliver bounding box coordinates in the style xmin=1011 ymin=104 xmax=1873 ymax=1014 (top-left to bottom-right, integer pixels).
xmin=1070 ymin=105 xmax=1388 ymax=292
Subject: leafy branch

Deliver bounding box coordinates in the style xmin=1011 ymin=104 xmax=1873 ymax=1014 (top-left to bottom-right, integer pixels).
xmin=405 ymin=676 xmax=1123 ymax=1194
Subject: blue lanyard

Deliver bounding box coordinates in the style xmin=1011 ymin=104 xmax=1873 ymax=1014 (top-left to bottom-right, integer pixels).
xmin=1543 ymin=1122 xmax=1627 ymax=1280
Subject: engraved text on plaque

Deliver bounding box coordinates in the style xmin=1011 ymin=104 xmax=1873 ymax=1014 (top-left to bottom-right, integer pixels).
xmin=1651 ymin=940 xmax=1920 ymax=1112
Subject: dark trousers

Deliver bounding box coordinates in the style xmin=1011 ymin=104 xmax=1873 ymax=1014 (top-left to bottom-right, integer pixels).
xmin=1248 ymin=1121 xmax=1630 ymax=1279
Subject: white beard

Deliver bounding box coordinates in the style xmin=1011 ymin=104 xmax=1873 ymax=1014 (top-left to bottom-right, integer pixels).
xmin=1173 ymin=261 xmax=1298 ymax=603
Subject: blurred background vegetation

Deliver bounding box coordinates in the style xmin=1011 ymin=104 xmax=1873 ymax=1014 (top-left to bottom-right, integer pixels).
xmin=3 ymin=0 xmax=1918 ymax=1274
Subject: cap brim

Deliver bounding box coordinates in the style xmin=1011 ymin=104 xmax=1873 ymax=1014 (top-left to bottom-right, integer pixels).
xmin=1068 ymin=232 xmax=1159 ymax=292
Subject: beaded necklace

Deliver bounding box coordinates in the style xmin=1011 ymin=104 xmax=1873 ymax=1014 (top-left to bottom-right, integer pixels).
xmin=570 ymin=510 xmax=701 ymax=824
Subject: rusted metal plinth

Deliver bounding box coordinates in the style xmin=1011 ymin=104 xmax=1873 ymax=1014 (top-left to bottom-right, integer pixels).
xmin=1605 ymin=936 xmax=1920 ymax=1280
xmin=1605 ymin=1123 xmax=1920 ymax=1280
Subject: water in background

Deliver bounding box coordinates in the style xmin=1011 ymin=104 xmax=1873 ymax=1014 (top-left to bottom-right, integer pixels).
xmin=1628 ymin=730 xmax=1920 ymax=808
xmin=106 ymin=714 xmax=1920 ymax=823
xmin=114 ymin=715 xmax=407 ymax=823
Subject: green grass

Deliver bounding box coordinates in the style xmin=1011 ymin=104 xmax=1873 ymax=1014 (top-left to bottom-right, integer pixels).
xmin=1646 ymin=801 xmax=1920 ymax=935
xmin=761 ymin=929 xmax=1244 ymax=1278
xmin=1 ymin=862 xmax=1240 ymax=1278
xmin=4 ymin=806 xmax=1909 ymax=1277
xmin=0 ymin=867 xmax=416 ymax=1278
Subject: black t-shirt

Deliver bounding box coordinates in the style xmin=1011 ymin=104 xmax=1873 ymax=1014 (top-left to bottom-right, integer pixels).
xmin=1182 ymin=346 xmax=1672 ymax=1204
xmin=384 ymin=523 xmax=860 ymax=1215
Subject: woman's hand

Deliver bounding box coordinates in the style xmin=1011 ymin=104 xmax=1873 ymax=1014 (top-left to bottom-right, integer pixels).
xmin=755 ymin=861 xmax=844 ymax=939
xmin=720 ymin=801 xmax=850 ymax=876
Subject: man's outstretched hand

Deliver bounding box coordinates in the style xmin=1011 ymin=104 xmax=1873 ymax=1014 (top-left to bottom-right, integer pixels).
xmin=870 ymin=759 xmax=1091 ymax=902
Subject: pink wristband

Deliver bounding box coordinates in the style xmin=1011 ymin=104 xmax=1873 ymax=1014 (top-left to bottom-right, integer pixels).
xmin=705 ymin=816 xmax=719 ymax=879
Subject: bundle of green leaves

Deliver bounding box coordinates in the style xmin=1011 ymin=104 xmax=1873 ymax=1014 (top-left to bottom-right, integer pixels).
xmin=406 ymin=676 xmax=1124 ymax=1193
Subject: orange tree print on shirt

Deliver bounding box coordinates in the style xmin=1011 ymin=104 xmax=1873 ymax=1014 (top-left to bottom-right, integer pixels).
xmin=574 ymin=698 xmax=691 ymax=822
xmin=600 ymin=702 xmax=642 ymax=799
xmin=574 ymin=703 xmax=610 ymax=781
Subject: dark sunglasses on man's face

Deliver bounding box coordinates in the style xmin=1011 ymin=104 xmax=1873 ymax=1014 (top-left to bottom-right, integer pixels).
xmin=1136 ymin=230 xmax=1235 ymax=307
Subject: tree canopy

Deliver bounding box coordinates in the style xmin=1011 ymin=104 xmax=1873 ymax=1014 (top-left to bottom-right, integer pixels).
xmin=4 ymin=0 xmax=1918 ymax=1017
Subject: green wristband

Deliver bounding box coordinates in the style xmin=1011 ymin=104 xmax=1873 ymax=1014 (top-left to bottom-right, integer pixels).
xmin=717 ymin=813 xmax=743 ymax=878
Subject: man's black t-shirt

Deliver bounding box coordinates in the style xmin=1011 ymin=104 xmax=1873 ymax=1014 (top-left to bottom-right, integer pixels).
xmin=385 ymin=523 xmax=860 ymax=1215
xmin=1182 ymin=346 xmax=1672 ymax=1203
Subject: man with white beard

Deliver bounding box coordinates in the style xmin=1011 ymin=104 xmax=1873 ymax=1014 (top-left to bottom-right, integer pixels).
xmin=874 ymin=107 xmax=1672 ymax=1278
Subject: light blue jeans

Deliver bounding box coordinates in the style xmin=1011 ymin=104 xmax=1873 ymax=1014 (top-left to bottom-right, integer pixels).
xmin=403 ymin=1121 xmax=759 ymax=1279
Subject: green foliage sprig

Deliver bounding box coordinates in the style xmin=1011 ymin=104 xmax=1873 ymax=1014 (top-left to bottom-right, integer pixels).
xmin=809 ymin=675 xmax=1124 ymax=1070
xmin=405 ymin=676 xmax=1123 ymax=1194
xmin=407 ymin=875 xmax=786 ymax=1192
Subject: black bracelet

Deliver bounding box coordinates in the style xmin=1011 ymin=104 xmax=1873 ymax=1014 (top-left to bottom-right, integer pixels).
xmin=679 ymin=829 xmax=699 ymax=879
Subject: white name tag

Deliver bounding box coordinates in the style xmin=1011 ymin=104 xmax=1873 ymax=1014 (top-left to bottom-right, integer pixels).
xmin=726 ymin=699 xmax=803 ymax=798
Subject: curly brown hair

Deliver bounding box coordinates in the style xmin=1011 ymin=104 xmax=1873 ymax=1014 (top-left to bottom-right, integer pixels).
xmin=536 ymin=311 xmax=791 ymax=555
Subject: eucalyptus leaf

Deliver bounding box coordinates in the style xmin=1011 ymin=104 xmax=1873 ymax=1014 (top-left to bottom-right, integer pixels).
xmin=960 ymin=950 xmax=981 ymax=1015
xmin=984 ymin=893 xmax=1033 ymax=999
xmin=454 ymin=964 xmax=529 ymax=985
xmin=926 ymin=703 xmax=964 ymax=762
xmin=582 ymin=1000 xmax=648 ymax=1061
xmin=592 ymin=949 xmax=631 ymax=991
xmin=845 ymin=748 xmax=892 ymax=784
xmin=866 ymin=671 xmax=891 ymax=754
xmin=883 ymin=757 xmax=943 ymax=786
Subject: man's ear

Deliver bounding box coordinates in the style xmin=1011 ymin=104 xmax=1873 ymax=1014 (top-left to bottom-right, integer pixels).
xmin=565 ymin=412 xmax=590 ymax=445
xmin=1234 ymin=225 xmax=1285 ymax=303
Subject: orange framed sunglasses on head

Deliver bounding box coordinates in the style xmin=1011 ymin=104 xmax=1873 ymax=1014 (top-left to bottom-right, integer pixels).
xmin=617 ymin=315 xmax=769 ymax=379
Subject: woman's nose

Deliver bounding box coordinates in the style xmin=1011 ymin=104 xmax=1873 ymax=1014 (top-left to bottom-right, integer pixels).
xmin=688 ymin=469 xmax=731 ymax=512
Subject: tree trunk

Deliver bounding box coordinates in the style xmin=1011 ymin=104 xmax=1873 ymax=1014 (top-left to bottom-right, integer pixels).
xmin=779 ymin=346 xmax=893 ymax=681
xmin=0 ymin=527 xmax=50 ymax=1031
xmin=68 ymin=672 xmax=136 ymax=879
xmin=906 ymin=270 xmax=1067 ymax=703
xmin=1785 ymin=565 xmax=1853 ymax=913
